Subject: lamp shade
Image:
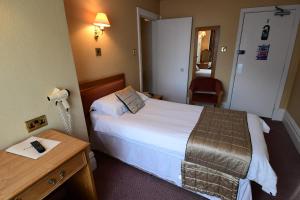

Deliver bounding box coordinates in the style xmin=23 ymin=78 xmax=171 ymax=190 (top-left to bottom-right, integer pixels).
xmin=93 ymin=13 xmax=110 ymax=28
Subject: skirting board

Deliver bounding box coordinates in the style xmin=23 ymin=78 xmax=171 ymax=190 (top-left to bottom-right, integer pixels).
xmin=89 ymin=151 xmax=97 ymax=171
xmin=222 ymin=101 xmax=230 ymax=109
xmin=272 ymin=108 xmax=285 ymax=121
xmin=283 ymin=111 xmax=300 ymax=154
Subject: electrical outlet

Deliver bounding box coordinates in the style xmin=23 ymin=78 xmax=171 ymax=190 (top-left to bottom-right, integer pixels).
xmin=95 ymin=48 xmax=101 ymax=56
xmin=25 ymin=115 xmax=48 ymax=133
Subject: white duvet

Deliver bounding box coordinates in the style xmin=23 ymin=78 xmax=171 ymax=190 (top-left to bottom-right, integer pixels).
xmin=91 ymin=98 xmax=277 ymax=197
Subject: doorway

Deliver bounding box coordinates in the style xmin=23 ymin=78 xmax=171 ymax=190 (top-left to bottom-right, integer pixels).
xmin=136 ymin=8 xmax=160 ymax=92
xmin=228 ymin=5 xmax=300 ymax=119
xmin=140 ymin=17 xmax=153 ymax=92
xmin=137 ymin=8 xmax=193 ymax=103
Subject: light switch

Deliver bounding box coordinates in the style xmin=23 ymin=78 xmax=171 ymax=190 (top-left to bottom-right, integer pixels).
xmin=132 ymin=49 xmax=137 ymax=55
xmin=95 ymin=48 xmax=101 ymax=56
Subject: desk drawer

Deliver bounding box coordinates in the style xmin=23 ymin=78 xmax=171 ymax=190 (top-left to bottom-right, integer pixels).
xmin=13 ymin=151 xmax=87 ymax=200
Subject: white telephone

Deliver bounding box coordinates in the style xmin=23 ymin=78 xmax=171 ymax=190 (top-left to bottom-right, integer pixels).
xmin=47 ymin=88 xmax=72 ymax=134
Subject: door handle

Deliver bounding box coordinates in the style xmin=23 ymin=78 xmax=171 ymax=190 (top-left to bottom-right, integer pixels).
xmin=48 ymin=178 xmax=57 ymax=185
xmin=59 ymin=170 xmax=66 ymax=180
xmin=237 ymin=50 xmax=246 ymax=55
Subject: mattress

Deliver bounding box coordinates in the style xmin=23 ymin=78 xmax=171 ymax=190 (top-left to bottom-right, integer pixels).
xmin=91 ymin=98 xmax=277 ymax=199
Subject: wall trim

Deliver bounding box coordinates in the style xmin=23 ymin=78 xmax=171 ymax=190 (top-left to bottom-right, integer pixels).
xmin=227 ymin=4 xmax=300 ymax=119
xmin=283 ymin=111 xmax=300 ymax=154
xmin=136 ymin=7 xmax=160 ymax=92
xmin=272 ymin=108 xmax=286 ymax=121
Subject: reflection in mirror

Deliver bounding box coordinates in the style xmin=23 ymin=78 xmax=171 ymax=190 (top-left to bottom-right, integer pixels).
xmin=193 ymin=26 xmax=220 ymax=78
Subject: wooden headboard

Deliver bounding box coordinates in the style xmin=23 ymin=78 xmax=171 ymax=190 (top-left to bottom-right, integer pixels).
xmin=79 ymin=73 xmax=125 ymax=118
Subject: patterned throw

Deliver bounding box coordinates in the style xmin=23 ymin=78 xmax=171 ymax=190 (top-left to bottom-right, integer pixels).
xmin=115 ymin=86 xmax=145 ymax=114
xmin=182 ymin=107 xmax=252 ymax=200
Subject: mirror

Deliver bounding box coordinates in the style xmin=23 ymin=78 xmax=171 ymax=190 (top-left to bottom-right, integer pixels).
xmin=193 ymin=26 xmax=220 ymax=78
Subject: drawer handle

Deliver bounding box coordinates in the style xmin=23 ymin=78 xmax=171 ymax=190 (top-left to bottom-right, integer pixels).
xmin=48 ymin=178 xmax=57 ymax=185
xmin=47 ymin=170 xmax=66 ymax=186
xmin=59 ymin=170 xmax=66 ymax=179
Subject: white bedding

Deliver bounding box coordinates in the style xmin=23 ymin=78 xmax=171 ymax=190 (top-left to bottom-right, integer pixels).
xmin=91 ymin=98 xmax=277 ymax=199
xmin=195 ymin=69 xmax=212 ymax=77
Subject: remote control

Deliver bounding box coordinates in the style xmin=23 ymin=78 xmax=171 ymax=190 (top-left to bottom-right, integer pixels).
xmin=31 ymin=140 xmax=46 ymax=153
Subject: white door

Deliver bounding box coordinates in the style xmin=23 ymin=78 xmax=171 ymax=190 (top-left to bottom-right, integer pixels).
xmin=152 ymin=17 xmax=192 ymax=103
xmin=230 ymin=9 xmax=297 ymax=117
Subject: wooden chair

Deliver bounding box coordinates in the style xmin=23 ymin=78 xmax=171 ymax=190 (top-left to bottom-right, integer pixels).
xmin=189 ymin=77 xmax=224 ymax=107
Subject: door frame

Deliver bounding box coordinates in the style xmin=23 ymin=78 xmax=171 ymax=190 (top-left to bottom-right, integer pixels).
xmin=227 ymin=4 xmax=300 ymax=120
xmin=136 ymin=7 xmax=160 ymax=92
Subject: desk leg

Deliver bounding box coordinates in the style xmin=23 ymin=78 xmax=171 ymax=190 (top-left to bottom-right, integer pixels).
xmin=68 ymin=151 xmax=98 ymax=200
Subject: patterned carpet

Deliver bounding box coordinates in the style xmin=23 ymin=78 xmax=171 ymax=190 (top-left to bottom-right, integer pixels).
xmin=92 ymin=119 xmax=300 ymax=200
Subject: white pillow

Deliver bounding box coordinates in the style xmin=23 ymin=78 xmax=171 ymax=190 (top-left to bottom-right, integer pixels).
xmin=137 ymin=91 xmax=149 ymax=101
xmin=90 ymin=93 xmax=128 ymax=117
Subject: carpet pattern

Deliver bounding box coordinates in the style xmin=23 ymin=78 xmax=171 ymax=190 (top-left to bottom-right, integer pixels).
xmin=93 ymin=119 xmax=300 ymax=200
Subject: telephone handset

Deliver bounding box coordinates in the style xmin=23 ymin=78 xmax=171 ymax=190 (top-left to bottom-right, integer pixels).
xmin=47 ymin=88 xmax=72 ymax=134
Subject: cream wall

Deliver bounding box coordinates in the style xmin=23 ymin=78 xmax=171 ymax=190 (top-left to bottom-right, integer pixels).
xmin=64 ymin=0 xmax=160 ymax=90
xmin=287 ymin=61 xmax=300 ymax=126
xmin=0 ymin=0 xmax=88 ymax=149
xmin=160 ymin=0 xmax=300 ymax=107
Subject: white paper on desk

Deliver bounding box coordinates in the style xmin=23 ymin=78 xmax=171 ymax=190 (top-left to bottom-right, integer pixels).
xmin=6 ymin=136 xmax=60 ymax=159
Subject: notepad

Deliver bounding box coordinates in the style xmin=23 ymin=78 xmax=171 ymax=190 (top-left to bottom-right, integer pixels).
xmin=6 ymin=136 xmax=60 ymax=159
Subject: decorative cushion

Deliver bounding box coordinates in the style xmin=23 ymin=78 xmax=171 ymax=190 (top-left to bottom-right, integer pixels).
xmin=136 ymin=91 xmax=149 ymax=101
xmin=115 ymin=86 xmax=145 ymax=114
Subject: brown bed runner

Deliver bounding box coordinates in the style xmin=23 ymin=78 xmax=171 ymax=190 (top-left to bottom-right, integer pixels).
xmin=182 ymin=107 xmax=252 ymax=200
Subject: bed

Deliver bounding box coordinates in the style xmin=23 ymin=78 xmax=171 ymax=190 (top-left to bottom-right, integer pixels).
xmin=80 ymin=74 xmax=277 ymax=200
xmin=195 ymin=68 xmax=212 ymax=77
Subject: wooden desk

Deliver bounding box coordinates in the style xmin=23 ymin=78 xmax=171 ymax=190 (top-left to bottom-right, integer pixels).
xmin=0 ymin=130 xmax=97 ymax=200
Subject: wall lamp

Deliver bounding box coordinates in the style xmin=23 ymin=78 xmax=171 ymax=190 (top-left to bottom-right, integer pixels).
xmin=93 ymin=13 xmax=110 ymax=41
